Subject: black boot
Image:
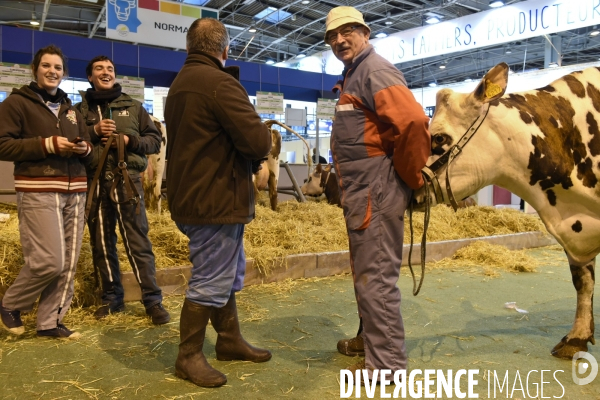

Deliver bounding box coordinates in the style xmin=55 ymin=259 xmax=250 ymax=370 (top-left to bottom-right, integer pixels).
xmin=175 ymin=299 xmax=227 ymax=387
xmin=211 ymin=293 xmax=272 ymax=362
xmin=337 ymin=317 xmax=365 ymax=356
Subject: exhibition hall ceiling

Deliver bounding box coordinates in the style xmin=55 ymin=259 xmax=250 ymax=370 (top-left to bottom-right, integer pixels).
xmin=1 ymin=0 xmax=599 ymax=88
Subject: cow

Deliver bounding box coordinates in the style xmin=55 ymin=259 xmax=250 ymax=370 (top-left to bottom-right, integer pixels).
xmin=140 ymin=116 xmax=167 ymax=213
xmin=253 ymin=127 xmax=282 ymax=211
xmin=300 ymin=163 xmax=341 ymax=207
xmin=414 ymin=62 xmax=600 ymax=359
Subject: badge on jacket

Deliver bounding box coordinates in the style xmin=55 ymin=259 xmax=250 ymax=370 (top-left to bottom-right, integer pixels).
xmin=118 ymin=110 xmax=129 ymax=117
xmin=66 ymin=110 xmax=78 ymax=125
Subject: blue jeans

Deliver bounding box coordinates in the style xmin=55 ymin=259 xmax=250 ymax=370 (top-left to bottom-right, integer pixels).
xmin=176 ymin=223 xmax=246 ymax=307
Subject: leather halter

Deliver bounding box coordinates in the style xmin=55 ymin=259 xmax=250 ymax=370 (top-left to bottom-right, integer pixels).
xmin=421 ymin=103 xmax=491 ymax=211
xmin=320 ymin=166 xmax=333 ymax=190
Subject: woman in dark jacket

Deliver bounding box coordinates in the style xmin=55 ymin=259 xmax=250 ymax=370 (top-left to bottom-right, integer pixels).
xmin=0 ymin=45 xmax=92 ymax=339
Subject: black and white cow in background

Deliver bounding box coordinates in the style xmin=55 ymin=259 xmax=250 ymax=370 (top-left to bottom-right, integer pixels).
xmin=414 ymin=62 xmax=599 ymax=359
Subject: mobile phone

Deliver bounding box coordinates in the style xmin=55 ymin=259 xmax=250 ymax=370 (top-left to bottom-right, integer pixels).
xmin=71 ymin=137 xmax=84 ymax=144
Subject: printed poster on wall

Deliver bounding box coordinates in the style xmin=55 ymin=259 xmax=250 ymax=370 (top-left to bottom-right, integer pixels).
xmin=106 ymin=0 xmax=218 ymax=50
xmin=256 ymin=91 xmax=284 ymax=114
xmin=0 ymin=63 xmax=31 ymax=93
xmin=316 ymin=98 xmax=336 ymax=120
xmin=116 ymin=76 xmax=145 ymax=103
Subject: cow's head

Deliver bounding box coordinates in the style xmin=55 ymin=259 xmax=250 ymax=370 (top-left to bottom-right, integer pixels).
xmin=301 ymin=163 xmax=327 ymax=196
xmin=414 ymin=62 xmax=509 ymax=208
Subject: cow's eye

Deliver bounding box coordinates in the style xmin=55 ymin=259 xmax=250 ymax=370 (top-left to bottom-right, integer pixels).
xmin=434 ymin=135 xmax=446 ymax=144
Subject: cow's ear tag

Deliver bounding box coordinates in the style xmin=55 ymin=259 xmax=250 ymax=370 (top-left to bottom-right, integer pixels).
xmin=485 ymin=80 xmax=503 ymax=99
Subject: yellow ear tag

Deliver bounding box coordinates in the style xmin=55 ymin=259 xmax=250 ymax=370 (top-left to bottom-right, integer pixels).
xmin=485 ymin=80 xmax=502 ymax=98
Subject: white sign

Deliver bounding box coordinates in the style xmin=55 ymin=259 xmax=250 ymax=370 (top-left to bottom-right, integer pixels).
xmin=153 ymin=86 xmax=169 ymax=121
xmin=317 ymin=98 xmax=336 ymax=120
xmin=256 ymin=91 xmax=283 ymax=114
xmin=106 ymin=0 xmax=218 ymax=50
xmin=116 ymin=75 xmax=145 ymax=103
xmin=0 ymin=63 xmax=31 ymax=93
xmin=289 ymin=0 xmax=600 ymax=75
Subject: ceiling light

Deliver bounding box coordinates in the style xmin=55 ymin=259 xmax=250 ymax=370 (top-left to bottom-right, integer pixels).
xmin=385 ymin=20 xmax=393 ymax=25
xmin=248 ymin=26 xmax=257 ymax=33
xmin=425 ymin=16 xmax=440 ymax=24
xmin=375 ymin=32 xmax=388 ymax=38
xmin=505 ymin=48 xmax=512 ymax=54
xmin=265 ymin=60 xmax=275 ymax=65
xmin=590 ymin=30 xmax=600 ymax=36
xmin=325 ymin=43 xmax=330 ymax=47
xmin=429 ymin=82 xmax=437 ymax=87
xmin=439 ymin=64 xmax=446 ymax=69
xmin=30 ymin=13 xmax=39 ymax=26
xmin=464 ymin=78 xmax=473 ymax=82
xmin=548 ymin=62 xmax=558 ymax=68
xmin=297 ymin=53 xmax=306 ymax=59
xmin=301 ymin=0 xmax=309 ymax=4
xmin=489 ymin=0 xmax=505 ymax=7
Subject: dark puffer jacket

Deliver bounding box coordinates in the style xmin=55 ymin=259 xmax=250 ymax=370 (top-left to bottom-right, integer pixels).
xmin=165 ymin=51 xmax=272 ymax=225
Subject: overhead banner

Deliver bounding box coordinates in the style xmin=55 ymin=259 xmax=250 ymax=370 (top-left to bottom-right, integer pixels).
xmin=106 ymin=0 xmax=218 ymax=49
xmin=289 ymin=0 xmax=600 ymax=74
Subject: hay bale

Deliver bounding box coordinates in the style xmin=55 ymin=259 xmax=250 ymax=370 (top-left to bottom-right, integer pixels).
xmin=0 ymin=200 xmax=550 ymax=305
xmin=432 ymin=241 xmax=538 ymax=274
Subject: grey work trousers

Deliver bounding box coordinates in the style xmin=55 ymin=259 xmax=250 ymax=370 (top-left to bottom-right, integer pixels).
xmin=347 ymin=167 xmax=410 ymax=376
xmin=3 ymin=192 xmax=85 ymax=330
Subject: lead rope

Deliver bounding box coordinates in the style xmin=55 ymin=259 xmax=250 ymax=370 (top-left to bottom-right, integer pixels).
xmin=407 ymin=172 xmax=432 ymax=296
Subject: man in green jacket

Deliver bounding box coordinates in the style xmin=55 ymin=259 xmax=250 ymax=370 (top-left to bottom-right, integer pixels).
xmin=165 ymin=18 xmax=272 ymax=388
xmin=76 ymin=56 xmax=170 ymax=325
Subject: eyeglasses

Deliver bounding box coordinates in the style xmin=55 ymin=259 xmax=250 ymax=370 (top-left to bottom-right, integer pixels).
xmin=325 ymin=25 xmax=360 ymax=45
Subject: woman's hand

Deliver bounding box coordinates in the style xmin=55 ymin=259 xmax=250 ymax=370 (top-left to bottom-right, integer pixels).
xmin=54 ymin=136 xmax=76 ymax=157
xmin=72 ymin=141 xmax=89 ymax=155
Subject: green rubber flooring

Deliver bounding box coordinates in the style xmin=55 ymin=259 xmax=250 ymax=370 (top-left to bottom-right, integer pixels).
xmin=0 ymin=247 xmax=598 ymax=399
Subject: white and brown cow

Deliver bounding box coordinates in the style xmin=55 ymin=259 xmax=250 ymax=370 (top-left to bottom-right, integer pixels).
xmin=141 ymin=116 xmax=167 ymax=213
xmin=414 ymin=62 xmax=600 ymax=359
xmin=300 ymin=163 xmax=341 ymax=207
xmin=253 ymin=127 xmax=282 ymax=211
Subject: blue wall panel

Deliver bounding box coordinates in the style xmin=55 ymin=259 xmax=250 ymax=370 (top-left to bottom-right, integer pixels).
xmin=34 ymin=30 xmax=112 ymax=62
xmin=0 ymin=26 xmax=342 ymax=101
xmin=139 ymin=46 xmax=186 ymax=72
xmin=112 ymin=42 xmax=138 ymax=67
xmin=2 ymin=26 xmax=32 ymax=53
xmin=259 ymin=65 xmax=279 ymax=85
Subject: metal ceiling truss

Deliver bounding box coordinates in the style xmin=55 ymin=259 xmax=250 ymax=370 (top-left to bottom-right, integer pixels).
xmin=0 ymin=0 xmax=598 ymax=89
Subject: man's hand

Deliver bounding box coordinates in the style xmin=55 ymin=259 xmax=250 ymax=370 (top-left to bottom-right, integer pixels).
xmin=101 ymin=134 xmax=130 ymax=148
xmin=94 ymin=119 xmax=117 ymax=137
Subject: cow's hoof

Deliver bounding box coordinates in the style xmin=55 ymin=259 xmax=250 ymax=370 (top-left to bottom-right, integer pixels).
xmin=551 ymin=336 xmax=589 ymax=359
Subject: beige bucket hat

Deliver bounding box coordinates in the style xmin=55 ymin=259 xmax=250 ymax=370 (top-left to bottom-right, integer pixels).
xmin=324 ymin=6 xmax=370 ymax=40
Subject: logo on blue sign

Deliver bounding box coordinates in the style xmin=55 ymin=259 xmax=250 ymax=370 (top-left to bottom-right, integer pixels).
xmin=108 ymin=0 xmax=142 ymax=33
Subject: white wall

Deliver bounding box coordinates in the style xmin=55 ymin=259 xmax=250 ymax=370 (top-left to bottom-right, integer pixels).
xmin=410 ymin=61 xmax=600 ymax=108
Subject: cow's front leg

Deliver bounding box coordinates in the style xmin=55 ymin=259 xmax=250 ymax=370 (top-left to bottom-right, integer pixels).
xmin=551 ymin=255 xmax=595 ymax=359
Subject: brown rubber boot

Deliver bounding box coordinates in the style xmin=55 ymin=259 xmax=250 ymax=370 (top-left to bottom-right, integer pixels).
xmin=211 ymin=293 xmax=272 ymax=362
xmin=174 ymin=299 xmax=227 ymax=388
xmin=337 ymin=318 xmax=365 ymax=356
